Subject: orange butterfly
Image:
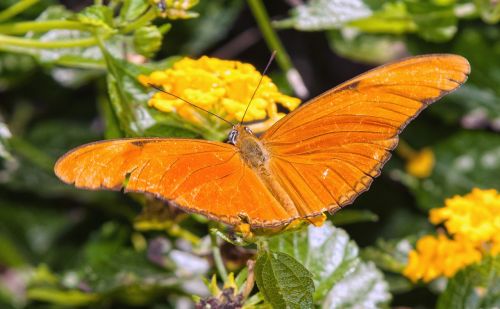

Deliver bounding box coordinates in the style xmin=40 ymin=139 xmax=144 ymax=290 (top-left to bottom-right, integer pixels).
xmin=55 ymin=54 xmax=470 ymax=229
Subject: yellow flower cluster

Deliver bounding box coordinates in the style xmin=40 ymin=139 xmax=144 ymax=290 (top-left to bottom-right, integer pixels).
xmin=403 ymin=188 xmax=500 ymax=283
xmin=430 ymin=188 xmax=500 ymax=250
xmin=404 ymin=234 xmax=482 ymax=282
xmin=138 ymin=56 xmax=301 ymax=130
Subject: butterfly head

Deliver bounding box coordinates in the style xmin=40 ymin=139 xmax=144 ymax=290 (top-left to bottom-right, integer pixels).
xmin=228 ymin=125 xmax=253 ymax=145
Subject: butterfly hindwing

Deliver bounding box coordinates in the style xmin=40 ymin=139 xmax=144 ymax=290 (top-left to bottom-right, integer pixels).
xmin=262 ymin=54 xmax=470 ymax=216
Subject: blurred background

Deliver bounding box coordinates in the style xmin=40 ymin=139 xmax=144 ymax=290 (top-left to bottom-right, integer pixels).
xmin=1 ymin=0 xmax=499 ymax=308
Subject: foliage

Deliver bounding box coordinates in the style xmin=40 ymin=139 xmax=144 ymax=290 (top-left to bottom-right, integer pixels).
xmin=1 ymin=0 xmax=499 ymax=308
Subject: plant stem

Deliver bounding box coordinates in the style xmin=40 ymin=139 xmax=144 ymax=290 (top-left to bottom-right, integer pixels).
xmin=395 ymin=139 xmax=417 ymax=160
xmin=121 ymin=8 xmax=157 ymax=34
xmin=0 ymin=34 xmax=102 ymax=49
xmin=210 ymin=229 xmax=228 ymax=281
xmin=247 ymin=0 xmax=309 ymax=98
xmin=0 ymin=20 xmax=87 ymax=34
xmin=0 ymin=0 xmax=39 ymax=23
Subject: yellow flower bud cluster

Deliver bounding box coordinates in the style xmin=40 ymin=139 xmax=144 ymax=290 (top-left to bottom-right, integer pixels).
xmin=138 ymin=56 xmax=301 ymax=130
xmin=403 ymin=188 xmax=500 ymax=283
xmin=150 ymin=0 xmax=200 ymax=19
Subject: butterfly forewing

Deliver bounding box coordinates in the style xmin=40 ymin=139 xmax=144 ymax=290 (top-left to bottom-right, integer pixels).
xmin=262 ymin=54 xmax=470 ymax=217
xmin=55 ymin=138 xmax=292 ymax=226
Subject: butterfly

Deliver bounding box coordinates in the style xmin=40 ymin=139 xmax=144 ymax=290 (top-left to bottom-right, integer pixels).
xmin=55 ymin=54 xmax=470 ymax=229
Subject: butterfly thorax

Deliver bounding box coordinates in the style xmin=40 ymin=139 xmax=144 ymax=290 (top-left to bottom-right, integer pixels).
xmin=229 ymin=125 xmax=299 ymax=217
xmin=230 ymin=125 xmax=269 ymax=171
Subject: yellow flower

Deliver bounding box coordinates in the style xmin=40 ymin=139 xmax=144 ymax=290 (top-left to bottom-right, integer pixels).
xmin=430 ymin=188 xmax=500 ymax=245
xmin=403 ymin=234 xmax=482 ymax=283
xmin=405 ymin=148 xmax=435 ymax=178
xmin=403 ymin=188 xmax=500 ymax=283
xmin=138 ymin=56 xmax=301 ymax=131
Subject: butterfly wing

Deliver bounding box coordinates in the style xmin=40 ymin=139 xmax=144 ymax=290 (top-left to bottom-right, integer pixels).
xmin=261 ymin=54 xmax=470 ymax=217
xmin=55 ymin=138 xmax=292 ymax=227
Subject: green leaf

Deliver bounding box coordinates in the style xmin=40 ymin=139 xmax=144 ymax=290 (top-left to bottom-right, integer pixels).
xmin=475 ymin=0 xmax=500 ymax=24
xmin=27 ymin=289 xmax=99 ymax=306
xmin=413 ymin=24 xmax=500 ymax=128
xmin=397 ymin=130 xmax=500 ymax=210
xmin=133 ymin=25 xmax=163 ymax=57
xmin=102 ymin=48 xmax=209 ymax=138
xmin=268 ymin=222 xmax=391 ymax=307
xmin=119 ymin=0 xmax=149 ymax=23
xmin=322 ymin=262 xmax=391 ymax=308
xmin=254 ymin=251 xmax=314 ymax=309
xmin=76 ymin=5 xmax=115 ymax=31
xmin=437 ymin=255 xmax=500 ymax=309
xmin=269 ymin=222 xmax=358 ymax=301
xmin=361 ymin=238 xmax=412 ymax=273
xmin=405 ymin=0 xmax=457 ymax=42
xmin=327 ymin=31 xmax=405 ymax=64
xmin=348 ymin=2 xmax=416 ymax=34
xmin=330 ymin=209 xmax=379 ymax=225
xmin=274 ymin=0 xmax=373 ymax=31
xmin=20 ymin=6 xmax=108 ymax=69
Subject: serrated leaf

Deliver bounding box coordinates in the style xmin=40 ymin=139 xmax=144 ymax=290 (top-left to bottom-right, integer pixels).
xmin=275 ymin=0 xmax=372 ymax=31
xmin=119 ymin=0 xmax=149 ymax=23
xmin=397 ymin=131 xmax=500 ymax=210
xmin=76 ymin=5 xmax=114 ymax=31
xmin=437 ymin=255 xmax=500 ymax=309
xmin=268 ymin=223 xmax=391 ymax=307
xmin=322 ymin=262 xmax=391 ymax=309
xmin=269 ymin=222 xmax=359 ymax=301
xmin=255 ymin=251 xmax=314 ymax=309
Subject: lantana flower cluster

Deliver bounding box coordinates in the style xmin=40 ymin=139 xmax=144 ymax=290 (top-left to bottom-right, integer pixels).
xmin=403 ymin=188 xmax=500 ymax=282
xmin=138 ymin=56 xmax=301 ymax=131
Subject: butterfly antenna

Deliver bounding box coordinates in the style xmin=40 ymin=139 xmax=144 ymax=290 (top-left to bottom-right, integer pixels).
xmin=148 ymin=84 xmax=235 ymax=127
xmin=240 ymin=51 xmax=277 ymax=125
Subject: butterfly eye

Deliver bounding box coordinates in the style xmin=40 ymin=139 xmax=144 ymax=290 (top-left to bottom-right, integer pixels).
xmin=228 ymin=130 xmax=239 ymax=145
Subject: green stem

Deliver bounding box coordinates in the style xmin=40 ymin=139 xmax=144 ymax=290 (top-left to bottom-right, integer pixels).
xmin=247 ymin=0 xmax=308 ymax=97
xmin=0 ymin=33 xmax=104 ymax=49
xmin=121 ymin=8 xmax=157 ymax=34
xmin=210 ymin=229 xmax=228 ymax=281
xmin=0 ymin=0 xmax=39 ymax=23
xmin=0 ymin=20 xmax=87 ymax=34
xmin=247 ymin=0 xmax=292 ymax=72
